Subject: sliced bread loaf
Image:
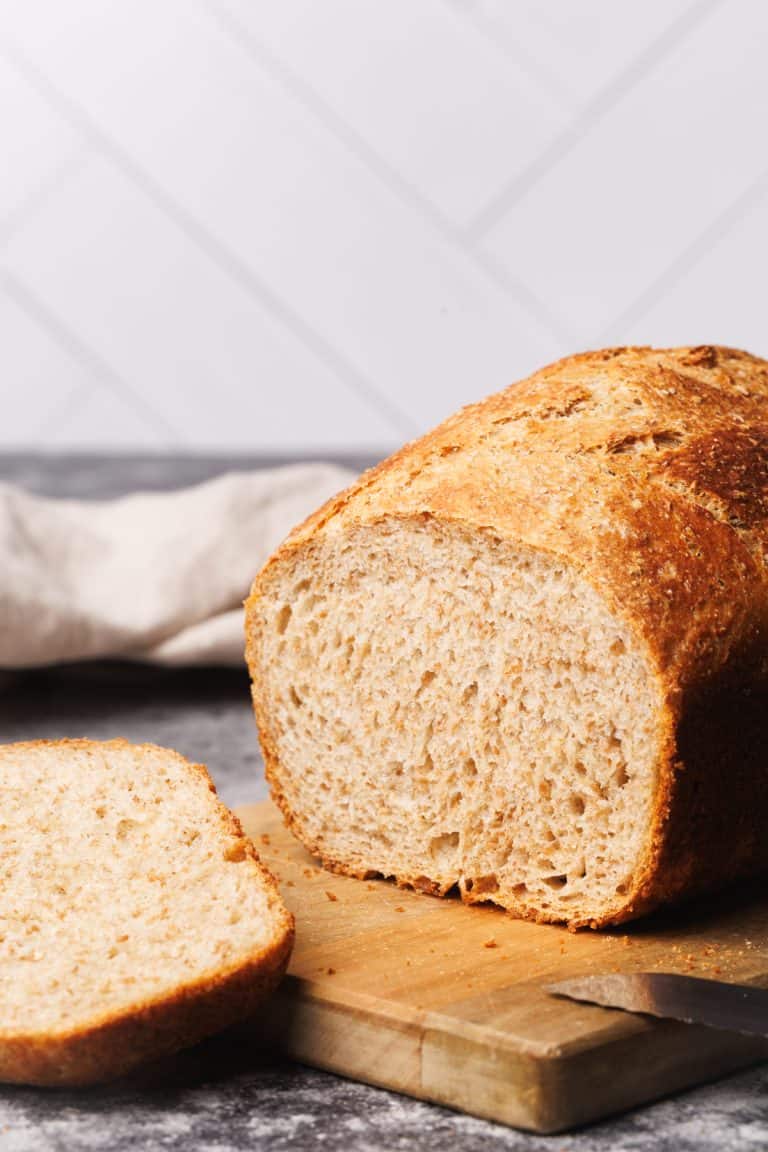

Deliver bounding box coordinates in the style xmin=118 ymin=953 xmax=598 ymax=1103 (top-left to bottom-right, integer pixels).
xmin=245 ymin=345 xmax=768 ymax=929
xmin=0 ymin=738 xmax=293 ymax=1085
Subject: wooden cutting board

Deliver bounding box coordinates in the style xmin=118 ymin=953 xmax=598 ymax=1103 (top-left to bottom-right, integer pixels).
xmin=239 ymin=801 xmax=768 ymax=1133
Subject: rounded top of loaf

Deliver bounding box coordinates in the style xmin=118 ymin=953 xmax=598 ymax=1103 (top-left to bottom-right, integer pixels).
xmin=256 ymin=346 xmax=768 ymax=703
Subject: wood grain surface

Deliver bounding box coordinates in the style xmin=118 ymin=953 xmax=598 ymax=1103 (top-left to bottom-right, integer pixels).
xmin=240 ymin=801 xmax=768 ymax=1133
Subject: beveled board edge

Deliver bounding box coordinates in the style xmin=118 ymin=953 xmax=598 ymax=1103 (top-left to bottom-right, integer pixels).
xmin=240 ymin=802 xmax=768 ymax=1132
xmin=257 ymin=974 xmax=768 ymax=1133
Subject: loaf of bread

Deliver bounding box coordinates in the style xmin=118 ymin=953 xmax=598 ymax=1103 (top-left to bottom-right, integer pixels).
xmin=0 ymin=739 xmax=293 ymax=1084
xmin=245 ymin=346 xmax=768 ymax=929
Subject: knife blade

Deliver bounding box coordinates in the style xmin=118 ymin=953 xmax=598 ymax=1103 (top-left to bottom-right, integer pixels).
xmin=546 ymin=973 xmax=768 ymax=1039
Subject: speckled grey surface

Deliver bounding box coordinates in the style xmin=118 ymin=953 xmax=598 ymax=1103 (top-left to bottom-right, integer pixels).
xmin=1 ymin=454 xmax=766 ymax=1151
xmin=1 ymin=1038 xmax=768 ymax=1152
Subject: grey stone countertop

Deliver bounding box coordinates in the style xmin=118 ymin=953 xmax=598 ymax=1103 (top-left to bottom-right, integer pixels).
xmin=1 ymin=453 xmax=766 ymax=1152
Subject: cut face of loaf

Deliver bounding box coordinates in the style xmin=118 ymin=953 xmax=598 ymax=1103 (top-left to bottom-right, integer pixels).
xmin=249 ymin=520 xmax=659 ymax=927
xmin=0 ymin=739 xmax=293 ymax=1085
xmin=246 ymin=346 xmax=768 ymax=929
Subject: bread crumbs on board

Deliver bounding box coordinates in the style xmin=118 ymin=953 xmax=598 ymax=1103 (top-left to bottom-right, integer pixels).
xmin=325 ymin=891 xmax=338 ymax=902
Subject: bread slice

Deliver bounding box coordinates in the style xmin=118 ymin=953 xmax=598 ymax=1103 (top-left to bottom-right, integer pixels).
xmin=245 ymin=345 xmax=768 ymax=929
xmin=0 ymin=738 xmax=293 ymax=1085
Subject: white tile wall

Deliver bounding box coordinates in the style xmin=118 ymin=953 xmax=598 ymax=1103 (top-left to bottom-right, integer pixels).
xmin=451 ymin=0 xmax=696 ymax=107
xmin=0 ymin=285 xmax=94 ymax=443
xmin=0 ymin=55 xmax=83 ymax=227
xmin=483 ymin=2 xmax=768 ymax=343
xmin=222 ymin=0 xmax=563 ymax=225
xmin=623 ymin=187 xmax=768 ymax=350
xmin=0 ymin=0 xmax=766 ymax=451
xmin=5 ymin=155 xmax=399 ymax=447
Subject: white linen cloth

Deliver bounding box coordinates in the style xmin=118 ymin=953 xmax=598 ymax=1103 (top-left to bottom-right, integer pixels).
xmin=0 ymin=464 xmax=354 ymax=669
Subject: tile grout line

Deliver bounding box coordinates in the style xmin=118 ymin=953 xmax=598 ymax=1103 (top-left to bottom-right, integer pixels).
xmin=439 ymin=0 xmax=573 ymax=108
xmin=598 ymin=164 xmax=768 ymax=343
xmin=0 ymin=141 xmax=109 ymax=442
xmin=0 ymin=140 xmax=92 ymax=248
xmin=463 ymin=0 xmax=724 ymax=243
xmin=215 ymin=4 xmax=572 ymax=348
xmin=0 ymin=58 xmax=177 ymax=443
xmin=0 ymin=268 xmax=187 ymax=445
xmin=32 ymin=375 xmax=96 ymax=442
xmin=0 ymin=42 xmax=418 ymax=441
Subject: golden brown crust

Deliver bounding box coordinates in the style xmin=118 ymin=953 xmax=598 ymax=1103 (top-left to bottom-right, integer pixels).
xmin=246 ymin=346 xmax=768 ymax=928
xmin=0 ymin=927 xmax=293 ymax=1086
xmin=0 ymin=738 xmax=294 ymax=1085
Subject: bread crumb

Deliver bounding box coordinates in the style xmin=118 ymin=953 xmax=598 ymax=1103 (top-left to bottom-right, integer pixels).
xmin=395 ymin=906 xmax=405 ymax=913
xmin=366 ymin=883 xmax=376 ymax=891
xmin=325 ymin=891 xmax=338 ymax=902
xmin=285 ymin=880 xmax=295 ymax=888
xmin=327 ymin=967 xmax=336 ymax=976
xmin=260 ymin=834 xmax=271 ymax=845
xmin=483 ymin=939 xmax=498 ymax=949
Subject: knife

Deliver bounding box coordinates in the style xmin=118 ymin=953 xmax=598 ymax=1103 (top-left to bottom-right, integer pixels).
xmin=547 ymin=973 xmax=768 ymax=1039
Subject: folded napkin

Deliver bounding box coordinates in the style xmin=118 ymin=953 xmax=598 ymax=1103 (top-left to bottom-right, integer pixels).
xmin=0 ymin=464 xmax=355 ymax=669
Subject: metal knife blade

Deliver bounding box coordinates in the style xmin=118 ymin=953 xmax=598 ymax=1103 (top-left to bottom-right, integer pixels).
xmin=546 ymin=973 xmax=768 ymax=1039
